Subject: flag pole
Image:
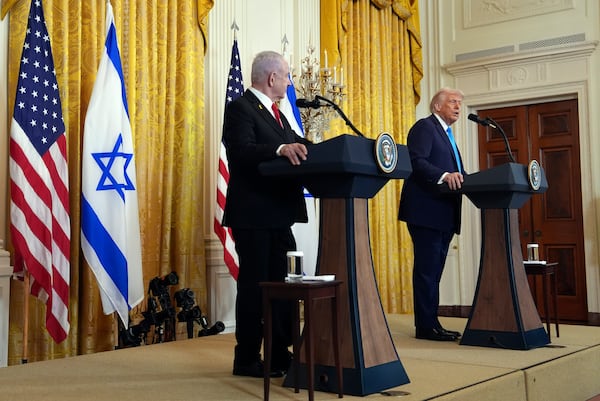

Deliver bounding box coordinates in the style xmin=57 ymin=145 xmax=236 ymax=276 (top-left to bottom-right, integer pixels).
xmin=114 ymin=313 xmax=119 ymax=349
xmin=22 ymin=270 xmax=30 ymax=364
xmin=231 ymin=20 xmax=239 ymax=39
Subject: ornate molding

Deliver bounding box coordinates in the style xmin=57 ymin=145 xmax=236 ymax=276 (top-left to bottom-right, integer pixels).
xmin=444 ymin=40 xmax=598 ymax=95
xmin=464 ymin=0 xmax=575 ymax=28
xmin=445 ymin=40 xmax=597 ymax=76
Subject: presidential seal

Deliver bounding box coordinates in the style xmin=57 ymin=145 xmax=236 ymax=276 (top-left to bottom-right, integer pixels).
xmin=375 ymin=132 xmax=398 ymax=174
xmin=528 ymin=159 xmax=542 ymax=191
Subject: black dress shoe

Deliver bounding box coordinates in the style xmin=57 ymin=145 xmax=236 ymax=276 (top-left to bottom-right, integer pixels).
xmin=271 ymin=350 xmax=293 ymax=375
xmin=269 ymin=369 xmax=286 ymax=378
xmin=233 ymin=360 xmax=264 ymax=377
xmin=233 ymin=360 xmax=284 ymax=378
xmin=439 ymin=327 xmax=461 ymax=338
xmin=415 ymin=327 xmax=457 ymax=341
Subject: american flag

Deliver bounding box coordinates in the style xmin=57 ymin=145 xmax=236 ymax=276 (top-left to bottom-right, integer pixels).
xmin=9 ymin=0 xmax=71 ymax=343
xmin=214 ymin=39 xmax=244 ymax=280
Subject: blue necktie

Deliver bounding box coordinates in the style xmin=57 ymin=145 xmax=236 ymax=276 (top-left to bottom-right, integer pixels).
xmin=446 ymin=126 xmax=462 ymax=172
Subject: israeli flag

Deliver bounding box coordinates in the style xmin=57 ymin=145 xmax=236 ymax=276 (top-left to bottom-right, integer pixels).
xmin=81 ymin=3 xmax=144 ymax=327
xmin=279 ymin=76 xmax=304 ymax=138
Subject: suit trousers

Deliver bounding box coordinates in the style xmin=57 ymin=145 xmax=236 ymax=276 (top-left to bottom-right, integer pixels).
xmin=407 ymin=224 xmax=454 ymax=330
xmin=232 ymin=227 xmax=295 ymax=366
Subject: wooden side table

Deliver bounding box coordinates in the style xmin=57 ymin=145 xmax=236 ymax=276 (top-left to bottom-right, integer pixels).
xmin=524 ymin=261 xmax=560 ymax=339
xmin=261 ymin=280 xmax=343 ymax=401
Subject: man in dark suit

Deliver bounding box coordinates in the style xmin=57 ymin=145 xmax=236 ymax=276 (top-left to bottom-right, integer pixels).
xmin=222 ymin=50 xmax=311 ymax=377
xmin=399 ymin=88 xmax=465 ymax=341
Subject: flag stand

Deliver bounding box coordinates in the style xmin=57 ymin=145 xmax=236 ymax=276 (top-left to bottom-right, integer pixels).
xmin=22 ymin=270 xmax=30 ymax=364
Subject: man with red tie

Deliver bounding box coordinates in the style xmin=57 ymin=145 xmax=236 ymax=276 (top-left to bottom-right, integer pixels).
xmin=222 ymin=50 xmax=311 ymax=377
xmin=399 ymin=88 xmax=465 ymax=341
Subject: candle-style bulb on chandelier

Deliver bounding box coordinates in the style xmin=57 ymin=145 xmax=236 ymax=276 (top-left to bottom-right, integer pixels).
xmin=294 ymin=43 xmax=345 ymax=143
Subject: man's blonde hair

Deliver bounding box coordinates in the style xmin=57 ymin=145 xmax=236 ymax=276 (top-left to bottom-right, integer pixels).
xmin=430 ymin=88 xmax=464 ymax=113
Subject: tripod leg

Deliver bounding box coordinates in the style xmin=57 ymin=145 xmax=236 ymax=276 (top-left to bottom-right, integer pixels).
xmin=187 ymin=320 xmax=194 ymax=339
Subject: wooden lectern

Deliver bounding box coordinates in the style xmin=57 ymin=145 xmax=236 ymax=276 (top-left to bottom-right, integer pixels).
xmin=259 ymin=134 xmax=411 ymax=396
xmin=456 ymin=162 xmax=550 ymax=349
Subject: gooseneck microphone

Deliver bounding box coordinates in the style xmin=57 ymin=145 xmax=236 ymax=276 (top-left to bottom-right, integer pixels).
xmin=468 ymin=113 xmax=516 ymax=163
xmin=468 ymin=113 xmax=496 ymax=128
xmin=295 ymin=98 xmax=324 ymax=109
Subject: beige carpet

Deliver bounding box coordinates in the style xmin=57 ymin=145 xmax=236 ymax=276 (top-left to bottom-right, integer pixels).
xmin=0 ymin=315 xmax=599 ymax=401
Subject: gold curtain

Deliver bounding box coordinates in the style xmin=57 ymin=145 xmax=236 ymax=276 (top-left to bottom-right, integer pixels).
xmin=5 ymin=0 xmax=213 ymax=364
xmin=321 ymin=0 xmax=423 ymax=313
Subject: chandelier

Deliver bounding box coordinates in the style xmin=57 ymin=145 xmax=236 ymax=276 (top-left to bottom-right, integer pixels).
xmin=294 ymin=44 xmax=345 ymax=143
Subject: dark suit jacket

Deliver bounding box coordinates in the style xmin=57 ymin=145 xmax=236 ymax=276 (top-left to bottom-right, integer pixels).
xmin=398 ymin=114 xmax=464 ymax=234
xmin=222 ymin=89 xmax=310 ymax=229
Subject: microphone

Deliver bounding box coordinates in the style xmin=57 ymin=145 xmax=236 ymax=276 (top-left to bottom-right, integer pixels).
xmin=467 ymin=113 xmax=497 ymax=129
xmin=467 ymin=113 xmax=515 ymax=163
xmin=295 ymin=98 xmax=326 ymax=109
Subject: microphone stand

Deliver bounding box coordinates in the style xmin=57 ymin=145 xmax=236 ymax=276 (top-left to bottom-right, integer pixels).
xmin=315 ymin=95 xmax=365 ymax=138
xmin=486 ymin=117 xmax=516 ymax=163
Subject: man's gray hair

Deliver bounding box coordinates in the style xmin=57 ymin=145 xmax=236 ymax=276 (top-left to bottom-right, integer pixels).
xmin=251 ymin=51 xmax=285 ymax=85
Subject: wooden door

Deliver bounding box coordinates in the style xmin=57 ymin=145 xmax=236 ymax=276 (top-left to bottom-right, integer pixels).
xmin=476 ymin=99 xmax=587 ymax=322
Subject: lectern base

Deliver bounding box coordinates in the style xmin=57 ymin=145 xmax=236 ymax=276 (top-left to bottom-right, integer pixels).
xmin=462 ymin=209 xmax=549 ymax=350
xmin=460 ymin=327 xmax=549 ymax=350
xmin=284 ymin=360 xmax=409 ymax=396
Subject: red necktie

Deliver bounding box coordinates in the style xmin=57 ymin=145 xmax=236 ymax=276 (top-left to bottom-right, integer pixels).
xmin=271 ymin=103 xmax=282 ymax=127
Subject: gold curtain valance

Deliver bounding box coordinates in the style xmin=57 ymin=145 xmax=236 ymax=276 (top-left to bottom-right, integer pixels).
xmin=369 ymin=0 xmax=413 ymax=20
xmin=197 ymin=0 xmax=213 ymax=52
xmin=1 ymin=0 xmax=19 ymax=19
xmin=339 ymin=0 xmax=421 ymax=105
xmin=343 ymin=0 xmax=417 ymax=32
xmin=370 ymin=0 xmax=392 ymax=10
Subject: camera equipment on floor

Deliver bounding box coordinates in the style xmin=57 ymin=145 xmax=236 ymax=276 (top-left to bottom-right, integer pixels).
xmin=119 ymin=271 xmax=179 ymax=347
xmin=118 ymin=271 xmax=224 ymax=347
xmin=175 ymin=287 xmax=225 ymax=339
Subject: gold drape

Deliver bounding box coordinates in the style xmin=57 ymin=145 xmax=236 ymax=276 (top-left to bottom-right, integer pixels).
xmin=6 ymin=0 xmax=213 ymax=363
xmin=321 ymin=0 xmax=423 ymax=313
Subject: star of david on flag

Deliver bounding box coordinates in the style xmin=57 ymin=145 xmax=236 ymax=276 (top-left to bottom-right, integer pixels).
xmin=93 ymin=134 xmax=135 ymax=199
xmin=81 ymin=2 xmax=144 ymax=327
